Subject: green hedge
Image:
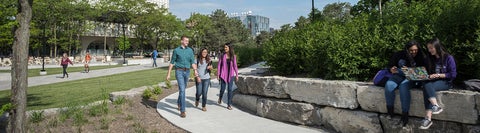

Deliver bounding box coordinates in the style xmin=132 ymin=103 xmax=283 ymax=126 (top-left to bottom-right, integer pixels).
xmin=264 ymin=0 xmax=480 ymax=83
xmin=235 ymin=46 xmax=263 ymax=68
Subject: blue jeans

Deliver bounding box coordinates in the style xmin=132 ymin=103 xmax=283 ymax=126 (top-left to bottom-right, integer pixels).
xmin=423 ymin=80 xmax=450 ymax=110
xmin=175 ymin=69 xmax=190 ymax=112
xmin=220 ymin=76 xmax=235 ymax=106
xmin=152 ymin=58 xmax=157 ymax=67
xmin=385 ymin=78 xmax=413 ymax=112
xmin=196 ymin=79 xmax=210 ymax=107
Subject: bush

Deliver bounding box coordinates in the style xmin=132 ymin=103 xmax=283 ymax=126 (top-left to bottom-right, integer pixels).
xmin=0 ymin=103 xmax=13 ymax=115
xmin=30 ymin=111 xmax=45 ymax=123
xmin=264 ymin=0 xmax=480 ymax=82
xmin=235 ymin=46 xmax=263 ymax=67
xmin=152 ymin=86 xmax=163 ymax=95
xmin=142 ymin=88 xmax=154 ymax=100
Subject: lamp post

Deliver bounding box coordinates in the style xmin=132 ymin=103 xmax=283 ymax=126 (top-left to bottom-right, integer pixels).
xmin=40 ymin=19 xmax=47 ymax=75
xmin=311 ymin=0 xmax=315 ymax=21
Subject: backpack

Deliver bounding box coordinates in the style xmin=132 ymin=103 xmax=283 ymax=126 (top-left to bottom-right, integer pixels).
xmin=373 ymin=69 xmax=393 ymax=87
xmin=464 ymin=79 xmax=480 ymax=92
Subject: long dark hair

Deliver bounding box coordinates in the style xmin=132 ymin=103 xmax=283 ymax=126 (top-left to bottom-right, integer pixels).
xmin=197 ymin=48 xmax=211 ymax=65
xmin=404 ymin=40 xmax=425 ymax=67
xmin=426 ymin=38 xmax=450 ymax=73
xmin=224 ymin=43 xmax=235 ymax=60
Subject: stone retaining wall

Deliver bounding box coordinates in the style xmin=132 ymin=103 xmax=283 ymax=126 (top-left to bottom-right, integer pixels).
xmin=233 ymin=75 xmax=480 ymax=133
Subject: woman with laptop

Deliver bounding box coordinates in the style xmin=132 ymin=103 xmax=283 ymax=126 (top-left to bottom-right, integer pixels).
xmin=384 ymin=40 xmax=428 ymax=127
xmin=419 ymin=38 xmax=457 ymax=129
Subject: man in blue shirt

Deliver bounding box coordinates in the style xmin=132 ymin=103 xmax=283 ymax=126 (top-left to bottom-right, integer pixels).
xmin=166 ymin=36 xmax=198 ymax=118
xmin=151 ymin=49 xmax=158 ymax=67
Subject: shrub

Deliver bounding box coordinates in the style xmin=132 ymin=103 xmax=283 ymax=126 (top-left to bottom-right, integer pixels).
xmin=30 ymin=111 xmax=45 ymax=123
xmin=113 ymin=97 xmax=127 ymax=105
xmin=0 ymin=103 xmax=13 ymax=115
xmin=142 ymin=88 xmax=154 ymax=100
xmin=152 ymin=86 xmax=163 ymax=95
xmin=235 ymin=46 xmax=263 ymax=67
xmin=263 ymin=0 xmax=480 ymax=82
xmin=165 ymin=80 xmax=172 ymax=89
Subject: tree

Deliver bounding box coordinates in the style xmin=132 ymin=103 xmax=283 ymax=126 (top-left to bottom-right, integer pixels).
xmin=205 ymin=9 xmax=250 ymax=50
xmin=322 ymin=2 xmax=353 ymax=22
xmin=116 ymin=35 xmax=131 ymax=54
xmin=0 ymin=0 xmax=17 ymax=56
xmin=9 ymin=0 xmax=32 ymax=132
xmin=185 ymin=13 xmax=213 ymax=50
xmin=255 ymin=31 xmax=271 ymax=48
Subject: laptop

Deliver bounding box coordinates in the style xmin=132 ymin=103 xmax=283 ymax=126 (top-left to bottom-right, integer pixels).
xmin=401 ymin=67 xmax=430 ymax=81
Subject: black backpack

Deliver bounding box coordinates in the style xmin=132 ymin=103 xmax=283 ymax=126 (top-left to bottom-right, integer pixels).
xmin=464 ymin=79 xmax=480 ymax=92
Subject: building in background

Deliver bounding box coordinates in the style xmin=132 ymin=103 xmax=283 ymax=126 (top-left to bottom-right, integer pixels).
xmin=231 ymin=11 xmax=270 ymax=37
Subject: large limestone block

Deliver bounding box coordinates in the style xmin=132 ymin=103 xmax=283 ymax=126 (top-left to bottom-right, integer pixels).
xmin=357 ymin=85 xmax=424 ymax=114
xmin=285 ymin=79 xmax=358 ymax=109
xmin=109 ymin=86 xmax=148 ymax=101
xmin=379 ymin=114 xmax=462 ymax=133
xmin=432 ymin=90 xmax=478 ymax=124
xmin=476 ymin=94 xmax=480 ymax=116
xmin=319 ymin=107 xmax=382 ymax=133
xmin=232 ymin=93 xmax=259 ymax=113
xmin=256 ymin=98 xmax=314 ymax=125
xmin=463 ymin=124 xmax=480 ymax=133
xmin=357 ymin=85 xmax=479 ymax=124
xmin=237 ymin=76 xmax=289 ymax=98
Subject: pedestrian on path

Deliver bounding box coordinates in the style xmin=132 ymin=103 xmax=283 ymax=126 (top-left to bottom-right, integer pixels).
xmin=151 ymin=49 xmax=158 ymax=67
xmin=217 ymin=43 xmax=238 ymax=110
xmin=166 ymin=36 xmax=198 ymax=118
xmin=84 ymin=51 xmax=91 ymax=73
xmin=195 ymin=48 xmax=213 ymax=112
xmin=61 ymin=53 xmax=73 ymax=78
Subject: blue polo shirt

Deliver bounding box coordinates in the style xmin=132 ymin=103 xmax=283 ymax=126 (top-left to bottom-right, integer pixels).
xmin=170 ymin=46 xmax=195 ymax=69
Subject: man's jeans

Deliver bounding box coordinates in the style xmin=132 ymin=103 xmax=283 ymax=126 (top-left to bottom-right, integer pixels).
xmin=152 ymin=58 xmax=157 ymax=67
xmin=220 ymin=76 xmax=235 ymax=106
xmin=175 ymin=69 xmax=190 ymax=112
xmin=385 ymin=78 xmax=413 ymax=112
xmin=423 ymin=80 xmax=450 ymax=109
xmin=196 ymin=79 xmax=211 ymax=107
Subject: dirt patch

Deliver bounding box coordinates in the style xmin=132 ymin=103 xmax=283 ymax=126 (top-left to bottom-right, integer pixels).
xmin=25 ymin=82 xmax=196 ymax=133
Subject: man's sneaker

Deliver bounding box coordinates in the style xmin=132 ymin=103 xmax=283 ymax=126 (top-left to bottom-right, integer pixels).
xmin=419 ymin=118 xmax=432 ymax=129
xmin=432 ymin=105 xmax=443 ymax=114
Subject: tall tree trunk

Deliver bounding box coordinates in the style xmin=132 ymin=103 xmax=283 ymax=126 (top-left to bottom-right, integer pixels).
xmin=9 ymin=0 xmax=32 ymax=132
xmin=54 ymin=24 xmax=57 ymax=58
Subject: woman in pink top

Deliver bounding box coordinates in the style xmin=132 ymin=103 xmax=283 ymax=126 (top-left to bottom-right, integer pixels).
xmin=60 ymin=53 xmax=73 ymax=78
xmin=217 ymin=43 xmax=238 ymax=110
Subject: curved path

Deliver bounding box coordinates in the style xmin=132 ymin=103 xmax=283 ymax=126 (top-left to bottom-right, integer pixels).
xmin=156 ymin=63 xmax=326 ymax=133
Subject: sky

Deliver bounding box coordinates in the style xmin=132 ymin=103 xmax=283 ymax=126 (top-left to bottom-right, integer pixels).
xmin=169 ymin=0 xmax=360 ymax=29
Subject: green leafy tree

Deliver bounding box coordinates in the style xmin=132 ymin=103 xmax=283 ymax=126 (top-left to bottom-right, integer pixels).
xmin=322 ymin=2 xmax=353 ymax=22
xmin=0 ymin=0 xmax=16 ymax=56
xmin=116 ymin=35 xmax=131 ymax=53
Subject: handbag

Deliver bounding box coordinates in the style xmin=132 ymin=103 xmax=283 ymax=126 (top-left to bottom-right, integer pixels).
xmin=373 ymin=69 xmax=393 ymax=87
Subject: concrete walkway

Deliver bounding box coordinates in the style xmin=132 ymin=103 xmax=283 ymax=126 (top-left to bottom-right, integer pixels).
xmin=156 ymin=62 xmax=326 ymax=133
xmin=0 ymin=62 xmax=168 ymax=91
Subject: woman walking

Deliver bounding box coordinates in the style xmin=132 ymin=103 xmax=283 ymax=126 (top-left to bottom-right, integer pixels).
xmin=195 ymin=48 xmax=213 ymax=111
xmin=61 ymin=53 xmax=73 ymax=78
xmin=217 ymin=43 xmax=239 ymax=110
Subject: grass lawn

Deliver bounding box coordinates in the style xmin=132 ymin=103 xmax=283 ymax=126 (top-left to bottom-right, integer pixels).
xmin=0 ymin=65 xmax=123 ymax=77
xmin=0 ymin=67 xmax=178 ymax=110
